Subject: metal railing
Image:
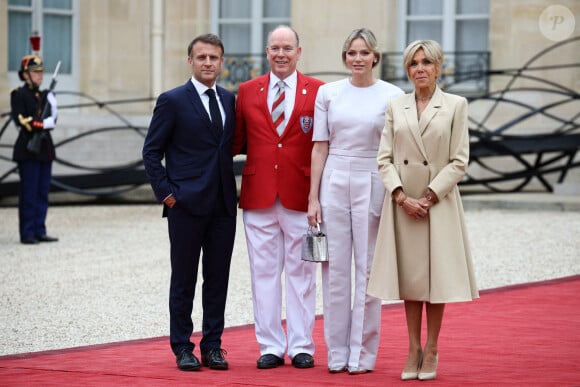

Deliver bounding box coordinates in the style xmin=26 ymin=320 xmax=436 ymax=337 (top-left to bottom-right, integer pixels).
xmin=1 ymin=40 xmax=578 ymax=199
xmin=462 ymin=37 xmax=580 ymax=192
xmin=380 ymin=50 xmax=490 ymax=95
xmin=218 ymin=50 xmax=490 ymax=95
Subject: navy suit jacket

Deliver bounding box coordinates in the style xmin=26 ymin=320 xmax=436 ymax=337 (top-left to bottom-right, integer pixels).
xmin=142 ymin=80 xmax=237 ymax=217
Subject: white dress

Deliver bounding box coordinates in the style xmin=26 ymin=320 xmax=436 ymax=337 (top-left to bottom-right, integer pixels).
xmin=313 ymin=78 xmax=404 ymax=370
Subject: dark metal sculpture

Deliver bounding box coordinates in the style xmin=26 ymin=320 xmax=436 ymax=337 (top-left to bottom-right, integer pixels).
xmin=464 ymin=36 xmax=579 ymax=192
xmin=0 ymin=92 xmax=153 ymax=198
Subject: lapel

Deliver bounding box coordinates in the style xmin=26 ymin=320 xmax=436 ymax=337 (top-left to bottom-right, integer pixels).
xmin=185 ymin=80 xmax=221 ymax=141
xmin=401 ymin=87 xmax=444 ymax=160
xmin=418 ymin=86 xmax=443 ymax=135
xmin=402 ymin=93 xmax=426 ymax=158
xmin=185 ymin=81 xmax=209 ymax=124
xmin=257 ymin=72 xmax=312 ymax=138
xmin=285 ymin=71 xmax=309 ymax=134
xmin=256 ymin=74 xmax=272 ymax=127
xmin=216 ymin=85 xmax=231 ymax=130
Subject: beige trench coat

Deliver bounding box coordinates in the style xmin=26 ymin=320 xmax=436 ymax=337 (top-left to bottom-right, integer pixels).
xmin=367 ymin=87 xmax=479 ymax=303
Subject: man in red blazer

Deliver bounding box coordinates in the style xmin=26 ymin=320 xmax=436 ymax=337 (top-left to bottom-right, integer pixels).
xmin=233 ymin=25 xmax=323 ymax=370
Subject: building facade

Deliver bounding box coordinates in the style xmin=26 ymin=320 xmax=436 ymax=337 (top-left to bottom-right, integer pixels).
xmin=0 ymin=0 xmax=578 ymax=191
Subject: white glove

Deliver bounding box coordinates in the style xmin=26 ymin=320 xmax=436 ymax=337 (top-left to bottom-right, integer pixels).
xmin=42 ymin=91 xmax=58 ymax=129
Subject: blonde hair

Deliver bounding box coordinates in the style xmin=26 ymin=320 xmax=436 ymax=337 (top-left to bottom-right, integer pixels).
xmin=341 ymin=28 xmax=381 ymax=68
xmin=402 ymin=40 xmax=443 ymax=78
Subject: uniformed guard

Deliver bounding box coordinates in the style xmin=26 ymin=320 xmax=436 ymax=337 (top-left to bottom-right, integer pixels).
xmin=10 ymin=54 xmax=59 ymax=244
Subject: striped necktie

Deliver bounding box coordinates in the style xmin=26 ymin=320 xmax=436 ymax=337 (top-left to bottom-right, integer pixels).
xmin=271 ymin=80 xmax=286 ymax=136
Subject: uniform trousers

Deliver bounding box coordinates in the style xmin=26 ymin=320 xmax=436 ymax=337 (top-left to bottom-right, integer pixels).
xmin=17 ymin=160 xmax=52 ymax=240
xmin=319 ymin=151 xmax=384 ymax=370
xmin=243 ymin=198 xmax=317 ymax=359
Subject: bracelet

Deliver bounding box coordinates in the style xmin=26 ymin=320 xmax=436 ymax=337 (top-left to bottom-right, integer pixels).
xmin=424 ymin=189 xmax=436 ymax=203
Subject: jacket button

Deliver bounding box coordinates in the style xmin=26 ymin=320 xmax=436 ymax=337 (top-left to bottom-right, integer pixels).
xmin=404 ymin=160 xmax=408 ymax=165
xmin=278 ymin=143 xmax=282 ymax=148
xmin=423 ymin=161 xmax=428 ymax=166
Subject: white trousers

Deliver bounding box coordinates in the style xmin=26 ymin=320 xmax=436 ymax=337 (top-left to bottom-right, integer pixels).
xmin=243 ymin=199 xmax=317 ymax=358
xmin=319 ymin=153 xmax=384 ymax=370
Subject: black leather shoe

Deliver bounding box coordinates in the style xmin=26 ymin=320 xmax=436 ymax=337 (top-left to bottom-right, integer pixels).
xmin=21 ymin=238 xmax=39 ymax=245
xmin=257 ymin=354 xmax=284 ymax=369
xmin=292 ymin=353 xmax=314 ymax=369
xmin=176 ymin=349 xmax=201 ymax=371
xmin=37 ymin=235 xmax=58 ymax=242
xmin=201 ymin=348 xmax=228 ymax=370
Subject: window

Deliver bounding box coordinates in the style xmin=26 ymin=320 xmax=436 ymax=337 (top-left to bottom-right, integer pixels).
xmin=402 ymin=0 xmax=489 ymax=51
xmin=213 ymin=0 xmax=290 ymax=54
xmin=8 ymin=0 xmax=77 ymax=90
xmin=211 ymin=0 xmax=290 ymax=91
xmin=393 ymin=0 xmax=490 ymax=94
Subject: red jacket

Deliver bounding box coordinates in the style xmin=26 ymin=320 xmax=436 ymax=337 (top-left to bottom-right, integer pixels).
xmin=234 ymin=72 xmax=324 ymax=211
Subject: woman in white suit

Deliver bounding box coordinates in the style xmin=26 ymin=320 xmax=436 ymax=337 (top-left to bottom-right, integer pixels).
xmin=308 ymin=28 xmax=403 ymax=375
xmin=367 ymin=40 xmax=479 ymax=381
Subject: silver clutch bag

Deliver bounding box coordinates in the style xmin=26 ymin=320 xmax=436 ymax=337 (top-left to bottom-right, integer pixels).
xmin=301 ymin=223 xmax=328 ymax=262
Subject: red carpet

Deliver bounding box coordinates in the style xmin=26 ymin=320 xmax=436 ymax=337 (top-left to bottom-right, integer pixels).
xmin=1 ymin=275 xmax=579 ymax=386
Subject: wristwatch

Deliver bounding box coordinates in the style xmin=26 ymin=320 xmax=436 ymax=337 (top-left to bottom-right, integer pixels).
xmin=424 ymin=189 xmax=435 ymax=202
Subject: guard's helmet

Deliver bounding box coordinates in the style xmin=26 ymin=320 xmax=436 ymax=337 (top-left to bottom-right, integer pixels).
xmin=18 ymin=55 xmax=44 ymax=81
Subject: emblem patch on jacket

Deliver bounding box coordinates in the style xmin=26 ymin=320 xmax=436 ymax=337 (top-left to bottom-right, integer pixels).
xmin=300 ymin=116 xmax=313 ymax=133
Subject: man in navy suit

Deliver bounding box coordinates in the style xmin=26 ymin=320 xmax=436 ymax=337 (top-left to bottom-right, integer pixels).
xmin=142 ymin=33 xmax=237 ymax=372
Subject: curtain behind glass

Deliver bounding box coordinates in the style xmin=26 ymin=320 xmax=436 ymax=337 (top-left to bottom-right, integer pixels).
xmin=221 ymin=24 xmax=251 ymax=54
xmin=407 ymin=21 xmax=441 ymax=44
xmin=43 ymin=14 xmax=72 ymax=73
xmin=264 ymin=0 xmax=290 ymax=17
xmin=8 ymin=11 xmax=31 ymax=72
xmin=220 ymin=0 xmax=251 ymax=18
xmin=456 ymin=0 xmax=488 ymax=14
xmin=9 ymin=0 xmax=31 ymax=6
xmin=43 ymin=0 xmax=72 ymax=9
xmin=456 ymin=20 xmax=488 ymax=52
xmin=408 ymin=0 xmax=441 ymax=15
xmin=219 ymin=0 xmax=251 ymax=55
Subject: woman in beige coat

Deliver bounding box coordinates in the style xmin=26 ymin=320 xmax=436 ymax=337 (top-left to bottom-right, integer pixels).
xmin=367 ymin=40 xmax=479 ymax=381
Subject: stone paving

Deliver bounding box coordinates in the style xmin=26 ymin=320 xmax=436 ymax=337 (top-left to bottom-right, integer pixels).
xmin=0 ymin=194 xmax=579 ymax=356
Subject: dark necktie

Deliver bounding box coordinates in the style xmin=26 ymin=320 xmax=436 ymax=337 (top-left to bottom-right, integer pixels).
xmin=206 ymin=89 xmax=223 ymax=132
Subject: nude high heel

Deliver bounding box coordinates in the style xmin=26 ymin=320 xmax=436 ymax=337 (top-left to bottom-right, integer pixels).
xmin=401 ymin=369 xmax=419 ymax=380
xmin=401 ymin=352 xmax=423 ymax=381
xmin=418 ymin=354 xmax=438 ymax=381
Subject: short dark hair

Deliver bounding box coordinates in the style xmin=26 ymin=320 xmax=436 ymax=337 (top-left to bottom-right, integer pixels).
xmin=187 ymin=34 xmax=225 ymax=57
